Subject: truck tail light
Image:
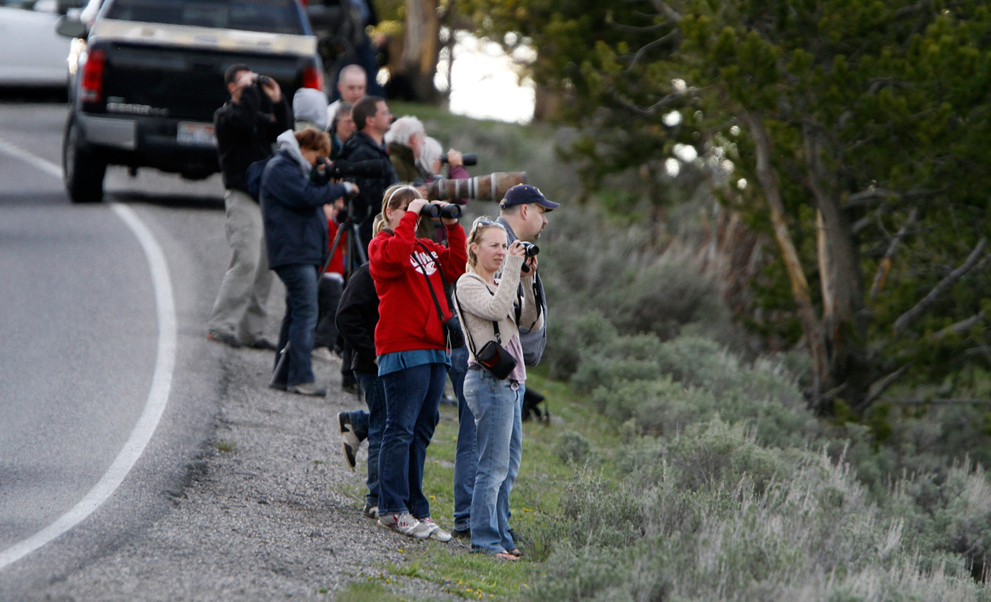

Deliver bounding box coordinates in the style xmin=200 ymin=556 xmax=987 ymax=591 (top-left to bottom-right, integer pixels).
xmin=302 ymin=64 xmax=323 ymax=91
xmin=80 ymin=49 xmax=106 ymax=103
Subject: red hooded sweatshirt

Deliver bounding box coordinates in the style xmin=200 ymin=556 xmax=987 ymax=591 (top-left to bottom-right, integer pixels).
xmin=369 ymin=211 xmax=467 ymax=356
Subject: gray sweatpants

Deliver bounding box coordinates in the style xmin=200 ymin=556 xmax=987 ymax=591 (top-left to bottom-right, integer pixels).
xmin=207 ymin=188 xmax=273 ymax=344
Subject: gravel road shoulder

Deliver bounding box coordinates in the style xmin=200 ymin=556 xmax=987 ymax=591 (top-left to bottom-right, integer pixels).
xmin=36 ymin=338 xmax=461 ymax=601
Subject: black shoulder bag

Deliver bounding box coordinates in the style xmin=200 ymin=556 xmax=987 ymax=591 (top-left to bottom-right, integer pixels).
xmin=453 ymin=279 xmax=518 ymax=380
xmin=412 ymin=245 xmax=466 ymax=350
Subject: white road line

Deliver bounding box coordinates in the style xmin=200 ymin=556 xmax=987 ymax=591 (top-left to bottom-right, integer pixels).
xmin=0 ymin=141 xmax=177 ymax=570
xmin=0 ymin=138 xmax=63 ymax=180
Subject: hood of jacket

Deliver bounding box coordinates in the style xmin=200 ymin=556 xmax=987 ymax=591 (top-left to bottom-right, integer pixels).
xmin=292 ymin=88 xmax=329 ymax=131
xmin=276 ymin=130 xmax=313 ymax=175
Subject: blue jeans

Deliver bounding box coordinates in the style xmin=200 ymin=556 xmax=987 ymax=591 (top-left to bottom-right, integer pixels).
xmin=378 ymin=362 xmax=446 ymax=517
xmin=272 ymin=264 xmax=319 ymax=387
xmin=353 ymin=370 xmax=385 ymax=507
xmin=449 ymin=345 xmax=475 ymax=532
xmin=464 ymin=369 xmax=523 ymax=554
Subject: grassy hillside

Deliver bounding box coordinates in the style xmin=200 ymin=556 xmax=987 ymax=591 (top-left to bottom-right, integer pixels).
xmin=335 ymin=104 xmax=991 ymax=601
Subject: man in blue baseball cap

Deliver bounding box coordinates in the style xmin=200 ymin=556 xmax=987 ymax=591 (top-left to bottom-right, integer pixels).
xmin=449 ymin=183 xmax=557 ymax=541
xmin=498 ymin=184 xmax=559 ymax=241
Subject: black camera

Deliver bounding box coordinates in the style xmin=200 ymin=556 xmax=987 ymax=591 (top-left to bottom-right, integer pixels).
xmin=440 ymin=153 xmax=478 ymax=167
xmin=520 ymin=242 xmax=539 ymax=257
xmin=255 ymin=74 xmax=273 ymax=87
xmin=327 ymin=158 xmax=392 ymax=179
xmin=420 ymin=203 xmax=462 ymax=219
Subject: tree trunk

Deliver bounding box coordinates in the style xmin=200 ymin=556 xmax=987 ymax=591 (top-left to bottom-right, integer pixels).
xmin=399 ymin=0 xmax=441 ymax=103
xmin=743 ymin=112 xmax=830 ymax=409
xmin=804 ymin=124 xmax=871 ymax=411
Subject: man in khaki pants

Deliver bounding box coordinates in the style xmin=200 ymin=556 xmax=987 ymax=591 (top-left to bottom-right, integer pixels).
xmin=207 ymin=64 xmax=292 ymax=350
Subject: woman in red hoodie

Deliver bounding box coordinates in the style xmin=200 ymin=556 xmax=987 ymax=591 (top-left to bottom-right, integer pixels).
xmin=368 ymin=184 xmax=467 ymax=541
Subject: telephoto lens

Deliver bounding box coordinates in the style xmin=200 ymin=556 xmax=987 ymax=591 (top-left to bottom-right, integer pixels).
xmin=520 ymin=242 xmax=540 ymax=257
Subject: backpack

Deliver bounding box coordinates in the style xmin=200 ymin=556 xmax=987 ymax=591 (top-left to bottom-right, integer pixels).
xmin=244 ymin=154 xmax=275 ymax=201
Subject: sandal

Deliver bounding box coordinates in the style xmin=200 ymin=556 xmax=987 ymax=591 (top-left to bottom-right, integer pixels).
xmin=494 ymin=551 xmax=519 ymax=561
xmin=509 ymin=548 xmax=523 ymax=557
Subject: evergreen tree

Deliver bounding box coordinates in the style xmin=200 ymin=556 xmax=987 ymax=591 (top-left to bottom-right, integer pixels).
xmin=466 ymin=0 xmax=991 ymax=412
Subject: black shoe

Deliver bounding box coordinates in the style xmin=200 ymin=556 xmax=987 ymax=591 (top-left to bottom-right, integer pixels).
xmin=451 ymin=528 xmax=471 ymax=540
xmin=338 ymin=412 xmax=360 ymax=470
xmin=341 ymin=382 xmax=361 ymax=396
xmin=246 ymin=337 xmax=277 ymax=351
xmin=207 ymin=331 xmax=241 ymax=348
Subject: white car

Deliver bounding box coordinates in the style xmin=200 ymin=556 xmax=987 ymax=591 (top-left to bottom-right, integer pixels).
xmin=0 ymin=0 xmax=75 ymax=86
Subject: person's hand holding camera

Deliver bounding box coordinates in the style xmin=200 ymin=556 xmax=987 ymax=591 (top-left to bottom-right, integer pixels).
xmin=256 ymin=74 xmax=282 ymax=103
xmin=508 ymin=240 xmax=526 ymax=259
xmin=446 ymin=150 xmax=463 ymax=167
xmin=523 ymin=255 xmax=538 ymax=276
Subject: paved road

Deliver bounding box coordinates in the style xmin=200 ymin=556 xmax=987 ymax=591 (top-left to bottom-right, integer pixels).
xmin=0 ymin=101 xmax=459 ymax=601
xmin=0 ymin=101 xmax=230 ymax=595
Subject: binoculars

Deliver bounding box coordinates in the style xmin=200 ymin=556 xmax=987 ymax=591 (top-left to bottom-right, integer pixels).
xmin=419 ymin=203 xmax=463 ymax=219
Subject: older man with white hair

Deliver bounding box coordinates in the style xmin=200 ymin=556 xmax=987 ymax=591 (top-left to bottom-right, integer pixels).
xmin=384 ymin=115 xmax=429 ymax=183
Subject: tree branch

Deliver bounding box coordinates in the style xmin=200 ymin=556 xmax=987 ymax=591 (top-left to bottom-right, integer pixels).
xmin=627 ymin=30 xmax=680 ymax=69
xmin=608 ymin=89 xmax=682 ymax=117
xmin=932 ymin=312 xmax=986 ymax=341
xmin=649 ymin=0 xmax=682 ymax=22
xmin=883 ymin=398 xmax=991 ymax=406
xmin=861 ymin=366 xmax=908 ymax=408
xmin=893 ymin=238 xmax=988 ymax=336
xmin=869 ymin=208 xmax=918 ymax=300
xmin=844 ymin=186 xmax=949 ymax=209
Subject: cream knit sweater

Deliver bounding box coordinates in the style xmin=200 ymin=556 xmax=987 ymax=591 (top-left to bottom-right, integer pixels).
xmin=454 ymin=254 xmax=543 ymax=365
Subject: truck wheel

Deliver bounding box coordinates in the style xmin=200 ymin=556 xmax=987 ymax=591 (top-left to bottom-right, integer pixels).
xmin=63 ymin=118 xmax=107 ymax=204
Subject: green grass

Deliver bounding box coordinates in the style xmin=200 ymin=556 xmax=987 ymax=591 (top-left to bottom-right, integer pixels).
xmin=353 ymin=369 xmax=625 ymax=599
xmin=334 ymin=580 xmax=398 ymax=601
xmin=329 ymin=366 xmax=622 ymax=599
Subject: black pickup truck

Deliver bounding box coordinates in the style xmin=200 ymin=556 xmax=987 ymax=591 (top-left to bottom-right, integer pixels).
xmin=58 ymin=0 xmax=324 ymax=203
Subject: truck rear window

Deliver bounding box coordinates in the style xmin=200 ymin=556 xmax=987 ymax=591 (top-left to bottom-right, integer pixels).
xmin=104 ymin=0 xmax=305 ymax=35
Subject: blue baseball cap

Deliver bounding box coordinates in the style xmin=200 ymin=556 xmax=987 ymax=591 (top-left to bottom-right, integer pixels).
xmin=500 ymin=184 xmax=559 ymax=210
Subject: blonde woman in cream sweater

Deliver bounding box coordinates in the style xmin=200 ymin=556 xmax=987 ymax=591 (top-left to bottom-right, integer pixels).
xmin=453 ymin=217 xmax=543 ymax=560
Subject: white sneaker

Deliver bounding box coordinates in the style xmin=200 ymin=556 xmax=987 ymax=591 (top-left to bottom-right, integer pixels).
xmin=419 ymin=518 xmax=452 ymax=542
xmin=378 ymin=512 xmax=432 ymax=539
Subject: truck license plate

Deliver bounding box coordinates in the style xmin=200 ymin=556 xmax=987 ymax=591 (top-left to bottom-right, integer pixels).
xmin=177 ymin=122 xmax=216 ymax=146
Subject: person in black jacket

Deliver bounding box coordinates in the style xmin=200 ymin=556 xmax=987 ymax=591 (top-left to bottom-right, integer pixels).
xmin=207 ymin=64 xmax=292 ymax=350
xmin=262 ymin=128 xmax=357 ymax=396
xmin=334 ymin=262 xmax=383 ymax=519
xmin=337 ymin=95 xmax=398 ymax=255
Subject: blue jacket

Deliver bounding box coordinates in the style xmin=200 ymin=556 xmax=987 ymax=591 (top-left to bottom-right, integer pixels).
xmin=260 ymin=142 xmax=350 ymax=270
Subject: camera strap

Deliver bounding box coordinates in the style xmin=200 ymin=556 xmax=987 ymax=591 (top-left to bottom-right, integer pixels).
xmin=412 ymin=244 xmax=454 ymax=353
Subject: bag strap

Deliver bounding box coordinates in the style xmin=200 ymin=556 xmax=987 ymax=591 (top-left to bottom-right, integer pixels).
xmin=453 ymin=277 xmax=503 ymax=356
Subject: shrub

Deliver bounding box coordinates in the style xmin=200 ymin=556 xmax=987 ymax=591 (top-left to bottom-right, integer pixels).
xmin=555 ymin=430 xmax=596 ymax=466
xmin=528 ymin=439 xmax=988 ymax=601
xmin=664 ymin=417 xmax=792 ymax=494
